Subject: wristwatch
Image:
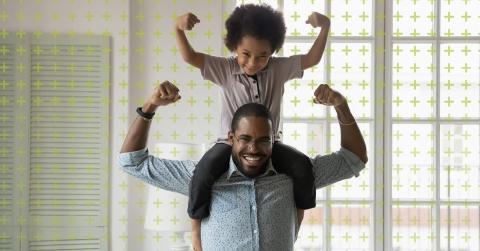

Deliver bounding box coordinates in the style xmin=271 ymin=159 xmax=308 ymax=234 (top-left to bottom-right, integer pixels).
xmin=136 ymin=107 xmax=155 ymax=122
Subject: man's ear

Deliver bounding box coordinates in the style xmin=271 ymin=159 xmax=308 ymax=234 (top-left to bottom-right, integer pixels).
xmin=228 ymin=131 xmax=234 ymax=145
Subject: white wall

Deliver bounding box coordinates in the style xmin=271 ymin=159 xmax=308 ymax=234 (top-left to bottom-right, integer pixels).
xmin=2 ymin=0 xmax=225 ymax=250
xmin=128 ymin=1 xmax=224 ymax=249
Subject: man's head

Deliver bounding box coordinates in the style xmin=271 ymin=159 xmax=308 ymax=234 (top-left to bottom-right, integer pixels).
xmin=228 ymin=103 xmax=274 ymax=178
xmin=224 ymin=4 xmax=286 ymax=76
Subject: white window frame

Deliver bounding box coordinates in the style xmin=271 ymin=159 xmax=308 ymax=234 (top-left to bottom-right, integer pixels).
xmin=385 ymin=1 xmax=480 ymax=250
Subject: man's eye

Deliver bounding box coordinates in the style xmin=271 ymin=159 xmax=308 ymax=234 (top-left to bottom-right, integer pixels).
xmin=239 ymin=137 xmax=251 ymax=142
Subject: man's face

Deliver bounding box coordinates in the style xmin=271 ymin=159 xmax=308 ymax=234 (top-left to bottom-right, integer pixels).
xmin=234 ymin=35 xmax=273 ymax=76
xmin=228 ymin=116 xmax=273 ymax=178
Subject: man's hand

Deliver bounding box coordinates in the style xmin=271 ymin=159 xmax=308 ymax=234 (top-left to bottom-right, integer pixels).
xmin=305 ymin=12 xmax=330 ymax=28
xmin=176 ymin=12 xmax=200 ymax=31
xmin=147 ymin=81 xmax=181 ymax=108
xmin=313 ymin=84 xmax=346 ymax=107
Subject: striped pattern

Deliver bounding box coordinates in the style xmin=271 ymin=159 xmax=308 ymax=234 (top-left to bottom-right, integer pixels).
xmin=1 ymin=33 xmax=109 ymax=250
xmin=0 ymin=42 xmax=15 ymax=227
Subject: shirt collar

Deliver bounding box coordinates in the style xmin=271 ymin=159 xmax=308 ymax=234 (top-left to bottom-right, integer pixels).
xmin=226 ymin=156 xmax=278 ymax=180
xmin=231 ymin=56 xmax=271 ymax=75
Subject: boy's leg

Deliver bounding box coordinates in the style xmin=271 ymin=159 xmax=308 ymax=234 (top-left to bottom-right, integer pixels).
xmin=297 ymin=209 xmax=305 ymax=226
xmin=272 ymin=142 xmax=316 ymax=209
xmin=188 ymin=143 xmax=232 ymax=219
xmin=191 ymin=219 xmax=202 ymax=251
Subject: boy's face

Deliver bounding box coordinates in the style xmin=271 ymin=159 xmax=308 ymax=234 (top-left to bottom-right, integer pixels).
xmin=228 ymin=116 xmax=273 ymax=178
xmin=235 ymin=35 xmax=273 ymax=76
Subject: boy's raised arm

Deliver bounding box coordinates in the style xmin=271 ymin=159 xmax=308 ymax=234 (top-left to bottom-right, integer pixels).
xmin=175 ymin=12 xmax=205 ymax=69
xmin=301 ymin=12 xmax=330 ymax=70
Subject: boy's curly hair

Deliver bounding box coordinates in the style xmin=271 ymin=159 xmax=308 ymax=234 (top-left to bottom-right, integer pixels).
xmin=224 ymin=4 xmax=286 ymax=53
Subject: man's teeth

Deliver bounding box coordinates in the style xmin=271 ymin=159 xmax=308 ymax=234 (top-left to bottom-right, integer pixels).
xmin=244 ymin=156 xmax=261 ymax=161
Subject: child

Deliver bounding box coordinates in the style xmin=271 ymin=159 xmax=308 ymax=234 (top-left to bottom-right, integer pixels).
xmin=175 ymin=3 xmax=330 ymax=249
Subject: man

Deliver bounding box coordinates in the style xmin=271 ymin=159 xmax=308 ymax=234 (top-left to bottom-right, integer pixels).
xmin=119 ymin=81 xmax=367 ymax=251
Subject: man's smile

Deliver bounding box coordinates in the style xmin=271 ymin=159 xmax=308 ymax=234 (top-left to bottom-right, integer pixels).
xmin=243 ymin=154 xmax=263 ymax=163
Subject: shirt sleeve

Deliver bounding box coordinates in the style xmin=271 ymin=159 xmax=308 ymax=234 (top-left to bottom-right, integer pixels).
xmin=311 ymin=147 xmax=366 ymax=189
xmin=118 ymin=148 xmax=196 ymax=196
xmin=270 ymin=54 xmax=304 ymax=83
xmin=201 ymin=54 xmax=233 ymax=86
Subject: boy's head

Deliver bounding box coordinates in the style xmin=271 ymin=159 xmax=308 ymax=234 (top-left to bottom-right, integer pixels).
xmin=225 ymin=4 xmax=286 ymax=75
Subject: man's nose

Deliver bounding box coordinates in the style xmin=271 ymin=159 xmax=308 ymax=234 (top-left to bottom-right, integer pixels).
xmin=246 ymin=142 xmax=259 ymax=151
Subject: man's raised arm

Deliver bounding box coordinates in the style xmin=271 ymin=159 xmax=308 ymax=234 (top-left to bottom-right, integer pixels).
xmin=120 ymin=81 xmax=181 ymax=153
xmin=310 ymin=84 xmax=367 ymax=189
xmin=313 ymin=84 xmax=368 ymax=163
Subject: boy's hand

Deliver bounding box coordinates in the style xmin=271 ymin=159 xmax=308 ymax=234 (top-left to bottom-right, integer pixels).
xmin=313 ymin=84 xmax=346 ymax=107
xmin=176 ymin=12 xmax=200 ymax=31
xmin=148 ymin=81 xmax=181 ymax=107
xmin=306 ymin=12 xmax=330 ymax=28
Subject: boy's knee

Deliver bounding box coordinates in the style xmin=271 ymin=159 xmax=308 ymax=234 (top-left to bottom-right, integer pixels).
xmin=291 ymin=155 xmax=313 ymax=179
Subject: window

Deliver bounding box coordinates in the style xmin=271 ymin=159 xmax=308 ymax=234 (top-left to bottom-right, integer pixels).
xmin=388 ymin=1 xmax=479 ymax=250
xmin=231 ymin=1 xmax=479 ymax=250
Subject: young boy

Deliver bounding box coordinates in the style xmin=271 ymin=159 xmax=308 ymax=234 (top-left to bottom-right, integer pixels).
xmin=175 ymin=4 xmax=330 ymax=249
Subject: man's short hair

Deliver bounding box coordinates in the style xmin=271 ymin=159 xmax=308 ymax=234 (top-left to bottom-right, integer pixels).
xmin=231 ymin=103 xmax=273 ymax=132
xmin=224 ymin=4 xmax=286 ymax=53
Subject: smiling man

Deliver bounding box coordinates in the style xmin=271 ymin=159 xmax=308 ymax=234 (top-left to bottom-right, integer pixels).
xmin=228 ymin=105 xmax=274 ymax=178
xmin=119 ymin=81 xmax=367 ymax=251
